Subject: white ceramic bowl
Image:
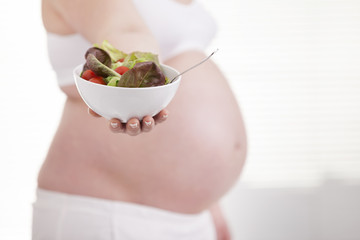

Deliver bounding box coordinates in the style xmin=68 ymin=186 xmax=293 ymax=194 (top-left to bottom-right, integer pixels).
xmin=73 ymin=64 xmax=181 ymax=122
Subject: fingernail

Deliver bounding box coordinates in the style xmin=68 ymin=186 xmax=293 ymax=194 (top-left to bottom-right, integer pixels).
xmin=162 ymin=114 xmax=168 ymax=119
xmin=144 ymin=121 xmax=152 ymax=126
xmin=111 ymin=122 xmax=119 ymax=128
xmin=129 ymin=123 xmax=138 ymax=128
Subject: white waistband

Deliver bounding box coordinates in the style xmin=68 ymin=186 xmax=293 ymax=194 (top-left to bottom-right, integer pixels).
xmin=35 ymin=188 xmax=210 ymax=223
xmin=33 ymin=188 xmax=216 ymax=239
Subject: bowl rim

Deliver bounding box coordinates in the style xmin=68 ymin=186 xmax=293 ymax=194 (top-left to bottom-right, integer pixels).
xmin=73 ymin=63 xmax=181 ymax=90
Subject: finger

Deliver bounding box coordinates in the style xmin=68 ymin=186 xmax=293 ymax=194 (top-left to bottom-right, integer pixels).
xmin=88 ymin=108 xmax=101 ymax=117
xmin=141 ymin=116 xmax=155 ymax=133
xmin=154 ymin=109 xmax=169 ymax=124
xmin=109 ymin=118 xmax=125 ymax=133
xmin=126 ymin=118 xmax=141 ymax=136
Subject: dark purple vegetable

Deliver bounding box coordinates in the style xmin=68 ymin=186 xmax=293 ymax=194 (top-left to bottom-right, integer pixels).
xmin=117 ymin=61 xmax=166 ymax=88
xmin=82 ymin=47 xmax=112 ymax=72
xmin=86 ymin=54 xmax=120 ymax=78
xmin=85 ymin=47 xmax=112 ymax=67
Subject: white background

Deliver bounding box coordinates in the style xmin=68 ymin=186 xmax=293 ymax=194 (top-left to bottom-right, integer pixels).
xmin=1 ymin=0 xmax=360 ymax=239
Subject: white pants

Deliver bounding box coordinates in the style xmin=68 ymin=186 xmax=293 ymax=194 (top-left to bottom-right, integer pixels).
xmin=32 ymin=188 xmax=216 ymax=240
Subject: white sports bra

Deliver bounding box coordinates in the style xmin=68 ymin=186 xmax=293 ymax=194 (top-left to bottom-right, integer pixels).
xmin=47 ymin=0 xmax=217 ymax=86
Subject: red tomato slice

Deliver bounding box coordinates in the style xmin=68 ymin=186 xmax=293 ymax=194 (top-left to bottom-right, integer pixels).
xmin=115 ymin=66 xmax=130 ymax=75
xmin=81 ymin=70 xmax=97 ymax=80
xmin=89 ymin=76 xmax=106 ymax=85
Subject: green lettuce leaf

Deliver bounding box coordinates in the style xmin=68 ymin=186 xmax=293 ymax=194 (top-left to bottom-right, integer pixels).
xmin=106 ymin=76 xmax=121 ymax=86
xmin=122 ymin=51 xmax=161 ymax=69
xmin=94 ymin=40 xmax=127 ymax=62
xmin=117 ymin=61 xmax=165 ymax=88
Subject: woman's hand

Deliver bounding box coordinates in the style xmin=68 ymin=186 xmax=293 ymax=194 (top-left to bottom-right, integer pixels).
xmin=88 ymin=108 xmax=169 ymax=136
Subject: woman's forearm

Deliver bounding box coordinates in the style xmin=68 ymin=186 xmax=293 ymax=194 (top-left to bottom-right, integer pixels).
xmin=209 ymin=203 xmax=232 ymax=240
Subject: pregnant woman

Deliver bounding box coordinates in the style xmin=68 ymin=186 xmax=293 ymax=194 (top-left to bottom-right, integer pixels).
xmin=33 ymin=0 xmax=247 ymax=239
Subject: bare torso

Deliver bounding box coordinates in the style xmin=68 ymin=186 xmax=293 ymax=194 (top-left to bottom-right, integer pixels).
xmin=38 ymin=0 xmax=247 ymax=214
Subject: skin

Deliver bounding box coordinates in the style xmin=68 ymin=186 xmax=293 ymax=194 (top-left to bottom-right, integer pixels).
xmin=39 ymin=0 xmax=247 ymax=239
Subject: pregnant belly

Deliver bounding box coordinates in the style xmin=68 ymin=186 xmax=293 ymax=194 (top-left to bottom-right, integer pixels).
xmin=38 ymin=51 xmax=247 ymax=213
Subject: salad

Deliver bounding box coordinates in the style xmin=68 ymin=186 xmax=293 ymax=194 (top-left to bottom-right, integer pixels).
xmin=80 ymin=40 xmax=168 ymax=88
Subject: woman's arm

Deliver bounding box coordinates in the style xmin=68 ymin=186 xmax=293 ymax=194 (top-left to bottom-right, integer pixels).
xmin=49 ymin=0 xmax=159 ymax=53
xmin=210 ymin=203 xmax=232 ymax=240
xmin=47 ymin=0 xmax=168 ymax=135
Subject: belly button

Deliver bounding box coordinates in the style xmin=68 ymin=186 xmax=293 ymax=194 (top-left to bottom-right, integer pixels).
xmin=234 ymin=141 xmax=242 ymax=150
xmin=234 ymin=139 xmax=247 ymax=161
